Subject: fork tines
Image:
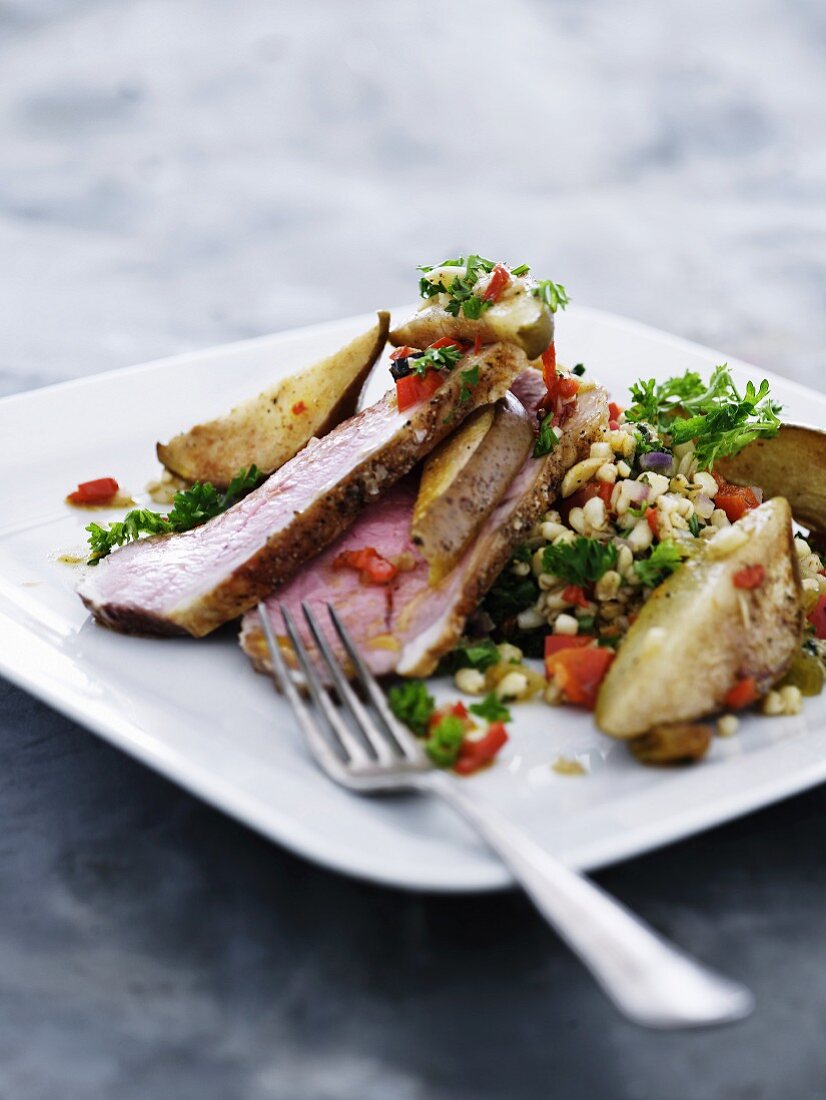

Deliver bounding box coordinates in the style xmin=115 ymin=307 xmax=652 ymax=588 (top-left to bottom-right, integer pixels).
xmin=257 ymin=601 xmax=426 ymax=776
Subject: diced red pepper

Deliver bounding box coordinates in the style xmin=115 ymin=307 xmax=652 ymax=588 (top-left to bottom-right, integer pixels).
xmin=292 ymin=401 xmax=307 ymax=415
xmin=390 ymin=345 xmax=418 ymax=361
xmin=454 ymin=721 xmax=509 ymax=775
xmin=809 ymin=594 xmax=826 ymax=640
xmin=67 ymin=477 xmax=120 ymax=505
xmin=608 ymin=402 xmax=624 ymax=421
xmin=428 ymin=336 xmax=460 ymax=350
xmin=472 ymin=333 xmax=482 ymax=356
xmin=395 ymin=370 xmax=444 ymax=411
xmin=713 ymin=475 xmax=760 ymax=523
xmin=565 ymin=482 xmax=614 ymax=515
xmin=646 ymin=506 xmax=659 ymax=535
xmin=332 ymin=546 xmax=398 ymax=585
xmin=724 ymin=676 xmax=759 ymax=710
xmin=544 ymin=635 xmax=593 ymax=677
xmin=556 ymin=376 xmax=580 ymax=400
xmin=546 ymin=645 xmax=615 ymax=709
xmin=562 ymin=584 xmax=590 ymax=609
xmin=541 ymin=344 xmax=557 ymax=389
xmin=733 ymin=564 xmax=765 ymax=590
xmin=482 ymin=263 xmax=511 ymax=303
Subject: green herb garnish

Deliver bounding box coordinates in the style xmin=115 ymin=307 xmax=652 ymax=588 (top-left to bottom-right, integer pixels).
xmin=633 ymin=540 xmax=684 ymax=587
xmin=411 ymin=343 xmax=463 ymax=376
xmin=688 ymin=514 xmax=701 ymax=537
xmin=86 ymin=465 xmax=261 ymax=564
xmin=441 ymin=639 xmax=501 ymax=674
xmin=483 ymin=547 xmax=539 ymax=621
xmin=541 ymin=537 xmax=618 ymax=588
xmin=424 ymin=714 xmax=466 ymax=767
xmin=531 ymin=280 xmax=570 ymax=313
xmin=387 ymin=680 xmax=435 ymax=737
xmin=418 ymin=255 xmax=498 ymax=319
xmin=510 ymin=263 xmax=530 ymax=277
xmin=469 ymin=693 xmax=512 ymax=724
xmin=459 ymin=364 xmax=480 ymax=404
xmin=626 ymin=366 xmax=781 ymax=471
xmin=572 ymin=363 xmax=586 ymax=376
xmin=533 ymin=415 xmax=559 ymax=458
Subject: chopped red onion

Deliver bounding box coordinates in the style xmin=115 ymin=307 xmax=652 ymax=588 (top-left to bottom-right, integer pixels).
xmin=638 ymin=451 xmax=674 ymax=474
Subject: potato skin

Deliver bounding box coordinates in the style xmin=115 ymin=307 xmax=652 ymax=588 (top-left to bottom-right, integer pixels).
xmin=596 ymin=498 xmax=804 ymax=738
xmin=157 ymin=312 xmax=389 ymax=489
xmin=412 ymin=397 xmax=535 ymax=583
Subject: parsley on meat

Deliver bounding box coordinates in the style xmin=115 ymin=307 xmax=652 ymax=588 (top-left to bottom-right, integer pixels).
xmin=469 ymin=693 xmax=512 ymax=723
xmin=541 ymin=537 xmax=618 ymax=588
xmin=418 ymin=255 xmax=498 ymax=319
xmin=634 ymin=540 xmax=684 ymax=587
xmin=459 ymin=364 xmax=480 ymax=404
xmin=86 ymin=465 xmax=262 ymax=564
xmin=626 ymin=365 xmax=781 ymax=471
xmin=387 ymin=680 xmax=435 ymax=736
xmin=533 ymin=415 xmax=559 ymax=458
xmin=531 ymin=280 xmax=570 ymax=313
xmin=411 ymin=343 xmax=463 ymax=376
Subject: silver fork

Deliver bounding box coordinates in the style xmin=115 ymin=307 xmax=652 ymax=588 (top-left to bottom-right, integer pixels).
xmin=258 ymin=600 xmax=754 ymax=1030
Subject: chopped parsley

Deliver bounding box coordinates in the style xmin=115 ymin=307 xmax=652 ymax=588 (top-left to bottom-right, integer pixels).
xmin=531 ymin=280 xmax=570 ymax=313
xmin=469 ymin=693 xmax=512 ymax=724
xmin=411 ymin=343 xmax=463 ymax=376
xmin=572 ymin=363 xmax=586 ymax=376
xmin=86 ymin=465 xmax=262 ymax=564
xmin=459 ymin=364 xmax=480 ymax=404
xmin=440 ymin=638 xmax=501 ymax=674
xmin=418 ymin=255 xmax=498 ymax=319
xmin=634 ymin=540 xmax=684 ymax=587
xmin=533 ymin=414 xmax=559 ymax=458
xmin=510 ymin=263 xmax=530 ymax=277
xmin=626 ymin=365 xmax=781 ymax=471
xmin=541 ymin=537 xmax=618 ymax=588
xmin=387 ymin=680 xmax=434 ymax=737
xmin=425 ymin=714 xmax=466 ymax=767
xmin=483 ymin=547 xmax=539 ymax=621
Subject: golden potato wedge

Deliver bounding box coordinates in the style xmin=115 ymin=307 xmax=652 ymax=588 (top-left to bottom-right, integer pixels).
xmin=157 ymin=312 xmax=389 ymax=489
xmin=716 ymin=423 xmax=826 ymax=534
xmin=390 ymin=289 xmax=553 ymax=362
xmin=411 ymin=395 xmax=535 ymax=584
xmin=596 ymin=498 xmax=804 ymax=738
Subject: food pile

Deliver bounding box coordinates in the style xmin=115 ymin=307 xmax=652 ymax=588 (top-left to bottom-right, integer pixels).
xmin=67 ymin=255 xmax=826 ymax=775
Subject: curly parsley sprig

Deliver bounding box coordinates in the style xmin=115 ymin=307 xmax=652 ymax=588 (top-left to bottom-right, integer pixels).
xmin=626 ymin=365 xmax=781 ymax=471
xmin=542 ymin=537 xmax=618 ymax=588
xmin=86 ymin=465 xmax=262 ymax=564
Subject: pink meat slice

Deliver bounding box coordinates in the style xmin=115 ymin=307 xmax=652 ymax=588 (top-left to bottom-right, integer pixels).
xmin=241 ymin=384 xmax=608 ymax=678
xmin=77 ymin=342 xmax=526 ymax=638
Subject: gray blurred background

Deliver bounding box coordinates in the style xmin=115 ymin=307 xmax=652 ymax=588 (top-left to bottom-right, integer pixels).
xmin=2 ymin=2 xmax=826 ymax=1098
xmin=2 ymin=0 xmax=824 ymax=399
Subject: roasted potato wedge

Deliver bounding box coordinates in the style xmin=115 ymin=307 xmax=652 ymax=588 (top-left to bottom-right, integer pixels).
xmin=596 ymin=498 xmax=804 ymax=738
xmin=412 ymin=395 xmax=535 ymax=584
xmin=716 ymin=423 xmax=826 ymax=535
xmin=390 ymin=290 xmax=553 ymax=362
xmin=157 ymin=312 xmax=389 ymax=489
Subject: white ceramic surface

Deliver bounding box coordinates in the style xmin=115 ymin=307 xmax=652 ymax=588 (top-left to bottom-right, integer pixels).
xmin=2 ymin=305 xmax=824 ymax=892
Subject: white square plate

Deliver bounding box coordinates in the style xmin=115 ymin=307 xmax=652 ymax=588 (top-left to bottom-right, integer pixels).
xmin=2 ymin=306 xmax=824 ymax=892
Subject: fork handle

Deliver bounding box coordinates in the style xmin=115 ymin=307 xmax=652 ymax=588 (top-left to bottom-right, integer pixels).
xmin=422 ymin=771 xmax=753 ymax=1029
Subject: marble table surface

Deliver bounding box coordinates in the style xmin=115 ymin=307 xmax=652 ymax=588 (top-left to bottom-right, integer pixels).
xmin=1 ymin=0 xmax=824 ymax=1096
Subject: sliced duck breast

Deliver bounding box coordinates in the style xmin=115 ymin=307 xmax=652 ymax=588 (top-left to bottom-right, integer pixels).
xmin=242 ymin=385 xmax=608 ymax=678
xmin=77 ymin=342 xmax=528 ymax=637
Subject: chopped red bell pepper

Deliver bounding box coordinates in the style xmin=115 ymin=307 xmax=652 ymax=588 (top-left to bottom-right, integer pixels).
xmin=724 ymin=676 xmax=759 ymax=710
xmin=809 ymin=594 xmax=826 ymax=639
xmin=482 ymin=263 xmax=511 ymax=303
xmin=556 ymin=376 xmax=580 ymax=400
xmin=733 ymin=564 xmax=766 ymax=590
xmin=562 ymin=584 xmax=590 ymax=609
xmin=292 ymin=401 xmax=307 ymax=415
xmin=454 ymin=721 xmax=509 ymax=775
xmin=541 ymin=344 xmax=557 ymax=389
xmin=646 ymin=506 xmax=659 ymax=535
xmin=544 ymin=635 xmax=593 ymax=677
xmin=608 ymin=402 xmax=624 ymax=421
xmin=428 ymin=336 xmax=460 ymax=350
xmin=713 ymin=475 xmax=760 ymax=523
xmin=546 ymin=645 xmax=615 ymax=709
xmin=67 ymin=477 xmax=120 ymax=505
xmin=332 ymin=546 xmax=398 ymax=585
xmin=472 ymin=333 xmax=482 ymax=356
xmin=395 ymin=370 xmax=444 ymax=411
xmin=390 ymin=345 xmax=418 ymax=361
xmin=565 ymin=482 xmax=614 ymax=515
